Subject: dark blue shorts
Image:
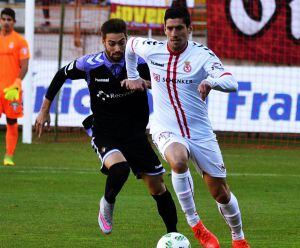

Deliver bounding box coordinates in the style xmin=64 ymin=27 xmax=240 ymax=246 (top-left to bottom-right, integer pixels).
xmin=91 ymin=134 xmax=165 ymax=179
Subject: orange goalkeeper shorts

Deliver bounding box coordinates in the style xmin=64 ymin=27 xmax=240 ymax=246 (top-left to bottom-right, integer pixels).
xmin=0 ymin=90 xmax=23 ymax=119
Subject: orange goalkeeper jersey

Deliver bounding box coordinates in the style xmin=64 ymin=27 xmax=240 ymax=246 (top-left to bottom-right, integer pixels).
xmin=0 ymin=30 xmax=30 ymax=91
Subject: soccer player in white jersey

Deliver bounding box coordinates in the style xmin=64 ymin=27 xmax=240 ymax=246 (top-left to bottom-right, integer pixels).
xmin=122 ymin=7 xmax=250 ymax=248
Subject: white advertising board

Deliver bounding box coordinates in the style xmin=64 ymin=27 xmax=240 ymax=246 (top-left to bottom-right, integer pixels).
xmin=1 ymin=62 xmax=299 ymax=133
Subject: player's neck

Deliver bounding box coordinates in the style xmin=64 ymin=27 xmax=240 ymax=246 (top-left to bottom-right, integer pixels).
xmin=167 ymin=41 xmax=188 ymax=55
xmin=104 ymin=51 xmax=123 ymax=63
xmin=0 ymin=28 xmax=13 ymax=36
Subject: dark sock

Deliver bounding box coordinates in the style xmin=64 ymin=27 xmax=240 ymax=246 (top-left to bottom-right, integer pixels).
xmin=152 ymin=189 xmax=178 ymax=233
xmin=105 ymin=161 xmax=130 ymax=204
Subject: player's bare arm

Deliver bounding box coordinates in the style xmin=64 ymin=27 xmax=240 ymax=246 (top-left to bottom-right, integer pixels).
xmin=35 ymin=98 xmax=51 ymax=137
xmin=198 ymin=80 xmax=212 ymax=101
xmin=19 ymin=58 xmax=29 ymax=79
xmin=34 ymin=59 xmax=86 ymax=138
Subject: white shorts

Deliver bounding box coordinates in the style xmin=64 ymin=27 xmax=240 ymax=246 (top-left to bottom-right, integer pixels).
xmin=152 ymin=131 xmax=226 ymax=178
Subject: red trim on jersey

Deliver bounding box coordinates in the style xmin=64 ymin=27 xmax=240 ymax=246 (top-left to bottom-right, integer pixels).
xmin=172 ymin=55 xmax=191 ymax=139
xmin=219 ymin=72 xmax=232 ymax=77
xmin=167 ymin=42 xmax=188 ymax=55
xmin=131 ymin=37 xmax=136 ymax=53
xmin=166 ymin=55 xmax=185 ymax=137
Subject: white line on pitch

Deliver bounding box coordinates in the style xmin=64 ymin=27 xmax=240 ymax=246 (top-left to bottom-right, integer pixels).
xmin=1 ymin=167 xmax=300 ymax=177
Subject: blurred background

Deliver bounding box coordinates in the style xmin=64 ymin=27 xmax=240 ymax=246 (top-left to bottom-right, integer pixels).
xmin=0 ymin=0 xmax=299 ymax=148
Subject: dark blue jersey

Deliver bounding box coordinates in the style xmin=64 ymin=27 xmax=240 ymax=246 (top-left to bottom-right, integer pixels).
xmin=46 ymin=52 xmax=151 ymax=141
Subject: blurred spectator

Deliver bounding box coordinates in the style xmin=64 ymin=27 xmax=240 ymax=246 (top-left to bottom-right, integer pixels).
xmin=171 ymin=0 xmax=187 ymax=8
xmin=42 ymin=0 xmax=51 ymax=27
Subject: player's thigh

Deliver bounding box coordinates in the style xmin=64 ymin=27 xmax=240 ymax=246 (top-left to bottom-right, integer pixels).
xmin=123 ymin=135 xmax=164 ymax=179
xmin=141 ymin=174 xmax=166 ymax=195
xmin=152 ymin=131 xmax=190 ymax=162
xmin=91 ymin=136 xmax=126 ymax=174
xmin=2 ymin=92 xmax=23 ymax=119
xmin=189 ymin=138 xmax=226 ymax=178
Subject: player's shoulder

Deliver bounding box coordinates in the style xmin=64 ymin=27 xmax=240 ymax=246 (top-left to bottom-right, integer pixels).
xmin=133 ymin=37 xmax=165 ymax=48
xmin=137 ymin=56 xmax=147 ymax=65
xmin=76 ymin=51 xmax=105 ymax=71
xmin=12 ymin=31 xmax=27 ymax=43
xmin=189 ymin=41 xmax=216 ymax=58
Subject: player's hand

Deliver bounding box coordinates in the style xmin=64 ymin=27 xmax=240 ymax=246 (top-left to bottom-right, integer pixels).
xmin=121 ymin=78 xmax=149 ymax=91
xmin=198 ymin=80 xmax=212 ymax=101
xmin=3 ymin=78 xmax=22 ymax=101
xmin=35 ymin=111 xmax=51 ymax=138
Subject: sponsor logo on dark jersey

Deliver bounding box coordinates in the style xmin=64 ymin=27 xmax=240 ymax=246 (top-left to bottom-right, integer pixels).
xmin=97 ymin=90 xmax=134 ymax=101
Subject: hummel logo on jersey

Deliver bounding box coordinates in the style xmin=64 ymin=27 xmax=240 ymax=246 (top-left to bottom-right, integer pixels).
xmin=142 ymin=40 xmax=163 ymax=46
xmin=95 ymin=78 xmax=109 ymax=82
xmin=150 ymin=60 xmax=164 ymax=67
xmin=218 ymin=163 xmax=226 ymax=172
xmin=155 ymin=165 xmax=163 ymax=169
xmin=211 ymin=62 xmax=224 ymax=71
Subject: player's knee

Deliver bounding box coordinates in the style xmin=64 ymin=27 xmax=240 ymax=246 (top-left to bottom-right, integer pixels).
xmin=151 ymin=183 xmax=166 ymax=196
xmin=145 ymin=175 xmax=166 ymax=195
xmin=6 ymin=118 xmax=17 ymax=125
xmin=170 ymin=161 xmax=188 ymax=174
xmin=109 ymin=161 xmax=130 ymax=179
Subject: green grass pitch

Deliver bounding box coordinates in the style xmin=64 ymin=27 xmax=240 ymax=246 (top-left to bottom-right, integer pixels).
xmin=0 ymin=134 xmax=299 ymax=247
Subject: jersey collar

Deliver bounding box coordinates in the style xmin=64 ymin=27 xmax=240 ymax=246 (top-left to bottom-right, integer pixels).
xmin=167 ymin=41 xmax=188 ymax=56
xmin=103 ymin=52 xmax=125 ymax=68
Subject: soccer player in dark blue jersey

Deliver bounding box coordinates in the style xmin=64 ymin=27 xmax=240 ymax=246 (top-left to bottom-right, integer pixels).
xmin=35 ymin=18 xmax=177 ymax=235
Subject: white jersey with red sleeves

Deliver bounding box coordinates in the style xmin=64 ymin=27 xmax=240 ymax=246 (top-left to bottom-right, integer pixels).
xmin=126 ymin=37 xmax=238 ymax=141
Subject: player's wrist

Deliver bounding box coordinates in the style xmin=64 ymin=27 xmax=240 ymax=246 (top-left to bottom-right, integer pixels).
xmin=128 ymin=75 xmax=140 ymax=81
xmin=204 ymin=78 xmax=214 ymax=88
xmin=12 ymin=78 xmax=22 ymax=89
xmin=41 ymin=98 xmax=52 ymax=113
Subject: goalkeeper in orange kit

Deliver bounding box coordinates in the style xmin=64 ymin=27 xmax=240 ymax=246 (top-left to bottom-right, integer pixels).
xmin=0 ymin=8 xmax=30 ymax=166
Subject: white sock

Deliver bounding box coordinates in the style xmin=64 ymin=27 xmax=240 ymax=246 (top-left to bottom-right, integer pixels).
xmin=217 ymin=192 xmax=244 ymax=240
xmin=172 ymin=169 xmax=200 ymax=227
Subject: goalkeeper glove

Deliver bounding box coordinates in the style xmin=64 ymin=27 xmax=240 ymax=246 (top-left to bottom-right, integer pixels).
xmin=3 ymin=78 xmax=21 ymax=101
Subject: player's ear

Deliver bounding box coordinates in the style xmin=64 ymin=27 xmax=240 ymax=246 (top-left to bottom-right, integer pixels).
xmin=188 ymin=25 xmax=193 ymax=34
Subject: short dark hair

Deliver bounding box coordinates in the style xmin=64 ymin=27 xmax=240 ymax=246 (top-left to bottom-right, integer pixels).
xmin=1 ymin=8 xmax=16 ymax=21
xmin=100 ymin=18 xmax=127 ymax=38
xmin=171 ymin=0 xmax=187 ymax=8
xmin=164 ymin=7 xmax=191 ymax=27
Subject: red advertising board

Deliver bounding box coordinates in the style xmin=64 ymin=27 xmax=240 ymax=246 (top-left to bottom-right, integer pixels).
xmin=207 ymin=0 xmax=300 ymax=65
